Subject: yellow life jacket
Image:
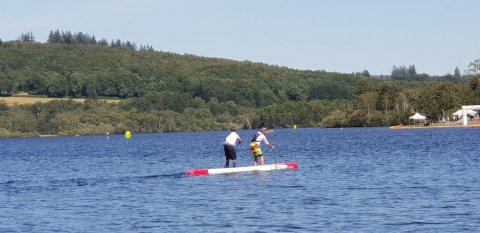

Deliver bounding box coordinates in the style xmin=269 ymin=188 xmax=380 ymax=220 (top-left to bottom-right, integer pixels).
xmin=250 ymin=141 xmax=262 ymax=156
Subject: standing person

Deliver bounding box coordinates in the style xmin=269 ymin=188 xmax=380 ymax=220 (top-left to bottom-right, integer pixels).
xmin=250 ymin=127 xmax=275 ymax=166
xmin=223 ymin=128 xmax=242 ymax=168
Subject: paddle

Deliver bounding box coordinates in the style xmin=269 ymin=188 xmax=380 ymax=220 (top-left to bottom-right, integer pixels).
xmin=272 ymin=146 xmax=277 ymax=170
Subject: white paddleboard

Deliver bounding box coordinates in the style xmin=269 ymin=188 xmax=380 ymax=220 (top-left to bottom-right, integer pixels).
xmin=186 ymin=162 xmax=298 ymax=176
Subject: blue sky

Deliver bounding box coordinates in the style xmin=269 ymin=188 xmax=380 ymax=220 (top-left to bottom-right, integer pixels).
xmin=1 ymin=0 xmax=478 ymax=76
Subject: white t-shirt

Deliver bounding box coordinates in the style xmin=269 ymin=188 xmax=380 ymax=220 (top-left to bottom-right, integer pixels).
xmin=225 ymin=132 xmax=241 ymax=146
xmin=254 ymin=132 xmax=269 ymax=145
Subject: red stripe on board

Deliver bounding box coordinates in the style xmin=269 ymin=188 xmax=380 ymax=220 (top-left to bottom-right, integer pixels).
xmin=280 ymin=162 xmax=298 ymax=169
xmin=186 ymin=169 xmax=209 ymax=176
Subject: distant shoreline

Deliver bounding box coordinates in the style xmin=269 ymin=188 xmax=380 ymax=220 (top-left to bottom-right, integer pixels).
xmin=390 ymin=122 xmax=480 ymax=129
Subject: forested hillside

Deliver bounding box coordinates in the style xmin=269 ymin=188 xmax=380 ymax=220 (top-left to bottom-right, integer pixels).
xmin=0 ymin=40 xmax=356 ymax=104
xmin=0 ymin=32 xmax=479 ymax=137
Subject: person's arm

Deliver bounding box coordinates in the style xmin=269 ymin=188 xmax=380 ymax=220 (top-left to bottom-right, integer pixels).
xmin=260 ymin=135 xmax=275 ymax=149
xmin=267 ymin=143 xmax=275 ymax=149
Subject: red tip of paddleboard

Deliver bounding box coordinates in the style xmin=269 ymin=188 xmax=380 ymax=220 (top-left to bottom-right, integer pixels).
xmin=186 ymin=169 xmax=209 ymax=176
xmin=281 ymin=162 xmax=298 ymax=169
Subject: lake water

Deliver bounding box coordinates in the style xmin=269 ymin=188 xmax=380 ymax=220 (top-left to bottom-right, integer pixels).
xmin=0 ymin=127 xmax=479 ymax=232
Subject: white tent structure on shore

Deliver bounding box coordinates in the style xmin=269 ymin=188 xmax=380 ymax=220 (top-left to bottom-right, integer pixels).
xmin=453 ymin=109 xmax=477 ymax=117
xmin=409 ymin=112 xmax=426 ymax=125
xmin=461 ymin=105 xmax=480 ymax=125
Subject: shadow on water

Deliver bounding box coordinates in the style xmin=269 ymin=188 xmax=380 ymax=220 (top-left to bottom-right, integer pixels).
xmin=0 ymin=172 xmax=187 ymax=195
xmin=141 ymin=172 xmax=186 ymax=179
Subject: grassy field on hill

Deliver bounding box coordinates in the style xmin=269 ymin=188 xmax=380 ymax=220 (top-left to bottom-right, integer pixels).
xmin=0 ymin=96 xmax=121 ymax=105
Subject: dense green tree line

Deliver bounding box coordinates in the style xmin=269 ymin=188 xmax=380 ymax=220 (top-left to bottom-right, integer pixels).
xmin=0 ymin=32 xmax=479 ymax=136
xmin=0 ymin=98 xmax=348 ymax=137
xmin=320 ymin=78 xmax=479 ymax=127
xmin=0 ymin=40 xmax=358 ymax=106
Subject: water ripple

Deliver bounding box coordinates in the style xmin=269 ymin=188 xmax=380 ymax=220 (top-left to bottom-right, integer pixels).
xmin=1 ymin=128 xmax=479 ymax=232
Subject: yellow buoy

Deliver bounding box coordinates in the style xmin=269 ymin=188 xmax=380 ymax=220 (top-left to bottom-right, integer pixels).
xmin=125 ymin=130 xmax=132 ymax=139
xmin=293 ymin=124 xmax=297 ymax=129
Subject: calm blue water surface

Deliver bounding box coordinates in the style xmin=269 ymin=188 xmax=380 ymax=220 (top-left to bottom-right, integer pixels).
xmin=1 ymin=127 xmax=479 ymax=232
